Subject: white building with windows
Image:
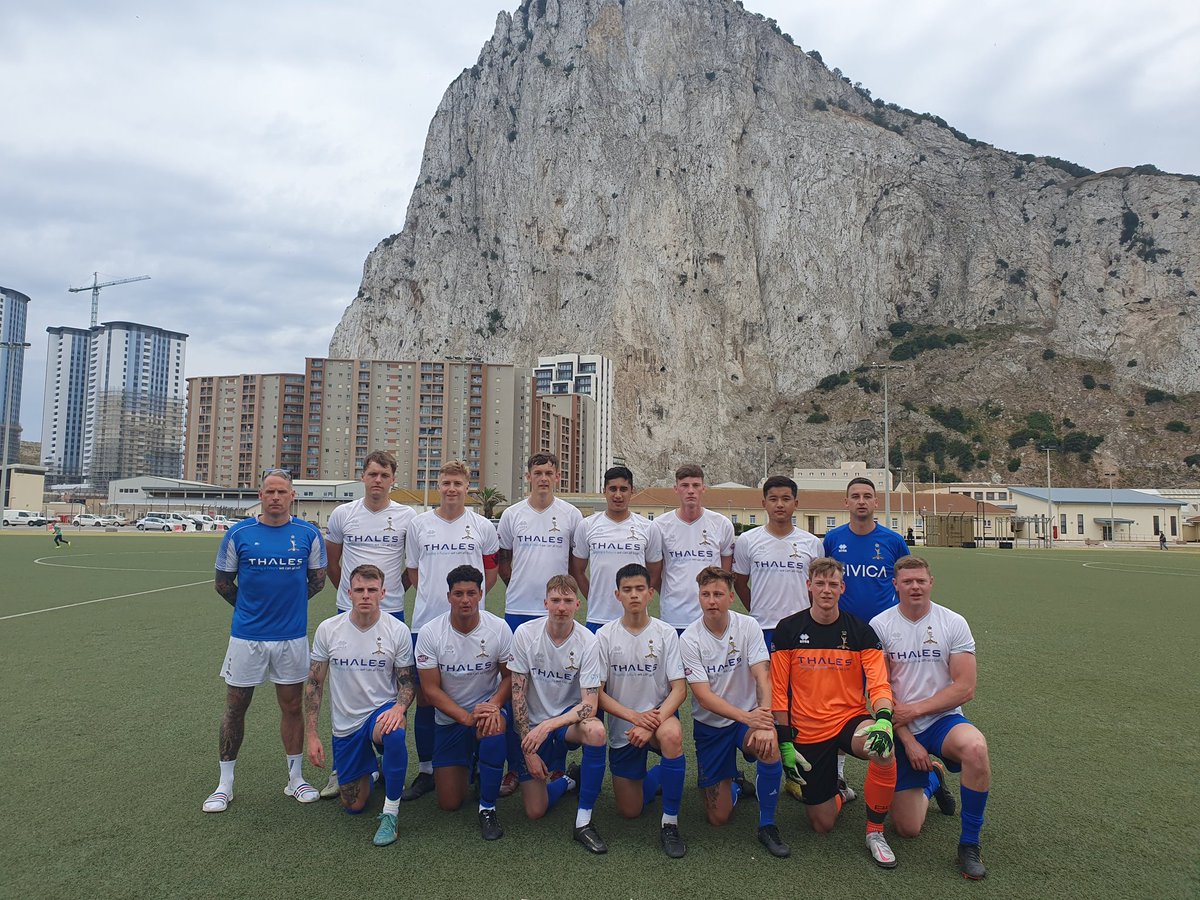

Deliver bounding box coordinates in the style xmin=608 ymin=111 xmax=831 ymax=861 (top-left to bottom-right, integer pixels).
xmin=1007 ymin=486 xmax=1188 ymax=544
xmin=534 ymin=352 xmax=613 ymax=490
xmin=0 ymin=286 xmax=31 ymax=466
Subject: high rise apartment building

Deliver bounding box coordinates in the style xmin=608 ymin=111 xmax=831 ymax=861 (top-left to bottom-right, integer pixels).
xmin=0 ymin=287 xmax=30 ymax=466
xmin=185 ymin=373 xmax=305 ymax=486
xmin=530 ymin=392 xmax=598 ymax=494
xmin=42 ymin=326 xmax=92 ymax=481
xmin=303 ymin=358 xmax=533 ymax=498
xmin=533 ymin=353 xmax=613 ymax=490
xmin=43 ymin=321 xmax=187 ymax=491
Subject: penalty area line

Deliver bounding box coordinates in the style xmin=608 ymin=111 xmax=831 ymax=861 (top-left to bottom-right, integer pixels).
xmin=0 ymin=579 xmax=211 ymax=621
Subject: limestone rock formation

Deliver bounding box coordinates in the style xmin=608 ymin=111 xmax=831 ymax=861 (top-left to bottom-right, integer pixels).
xmin=331 ymin=0 xmax=1199 ymax=483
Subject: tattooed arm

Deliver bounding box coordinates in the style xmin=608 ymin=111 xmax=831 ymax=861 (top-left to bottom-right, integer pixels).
xmin=214 ymin=570 xmax=238 ymax=607
xmin=394 ymin=665 xmax=415 ymax=716
xmin=511 ymin=672 xmax=531 ymax=739
xmin=306 ymin=566 xmax=327 ymax=599
xmin=512 ymin=671 xmax=548 ymax=780
xmin=303 ymin=659 xmax=329 ymax=768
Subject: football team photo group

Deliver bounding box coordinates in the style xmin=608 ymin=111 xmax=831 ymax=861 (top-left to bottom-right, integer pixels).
xmin=204 ymin=450 xmax=991 ymax=881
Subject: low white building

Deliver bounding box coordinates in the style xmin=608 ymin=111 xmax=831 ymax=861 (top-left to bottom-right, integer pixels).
xmin=1008 ymin=486 xmax=1188 ymax=544
xmin=792 ymin=461 xmax=893 ymax=492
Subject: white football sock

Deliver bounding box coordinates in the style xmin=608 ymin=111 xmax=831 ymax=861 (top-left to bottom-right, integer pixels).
xmin=661 ymin=813 xmax=678 ymax=826
xmin=286 ymin=754 xmax=304 ymax=785
xmin=575 ymin=808 xmax=593 ymax=828
xmin=837 ymin=753 xmax=846 ymax=780
xmin=383 ymin=797 xmax=400 ymax=816
xmin=218 ymin=759 xmax=236 ymax=793
xmin=418 ymin=761 xmax=433 ymax=775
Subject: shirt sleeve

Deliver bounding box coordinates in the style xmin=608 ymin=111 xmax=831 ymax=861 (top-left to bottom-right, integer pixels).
xmin=326 ymin=507 xmax=345 ymax=544
xmin=307 ymin=527 xmax=327 ymax=569
xmin=506 ymin=624 xmax=530 ymax=675
xmin=215 ymin=528 xmax=239 ymax=573
xmin=948 ymin=612 xmax=977 ymax=655
xmin=578 ymin=639 xmax=603 ymax=690
xmin=414 ymin=627 xmax=438 ymax=670
xmin=310 ymin=621 xmax=331 ymax=662
xmin=494 ymin=621 xmax=514 ymax=667
xmin=662 ymin=626 xmax=685 ymax=680
xmin=732 ymin=534 xmax=751 ymax=575
xmin=678 ymin=632 xmax=709 ymax=685
xmin=405 ymin=518 xmax=421 ymax=569
xmin=860 ymin=623 xmax=893 ymax=711
xmin=566 ymin=507 xmax=584 ymax=555
xmin=497 ymin=509 xmax=514 ymax=551
xmin=644 ymin=521 xmax=664 ymax=564
xmin=479 ymin=517 xmax=500 ymax=556
xmin=718 ymin=518 xmax=735 ymax=557
xmin=769 ymin=620 xmax=794 ymax=712
xmin=745 ymin=618 xmax=770 ymax=667
xmin=572 ymin=517 xmax=591 ymax=560
xmin=394 ymin=624 xmax=415 ymax=669
xmin=822 ymin=532 xmax=834 ymax=556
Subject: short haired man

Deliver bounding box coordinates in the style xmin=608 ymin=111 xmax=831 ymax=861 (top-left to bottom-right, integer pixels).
xmin=871 ymin=556 xmax=991 ymax=880
xmin=679 ymin=567 xmax=789 ymax=857
xmin=822 ymin=476 xmax=909 ymax=797
xmin=508 ymin=574 xmax=609 ymax=853
xmin=732 ymin=475 xmax=823 ymax=649
xmin=650 ymin=464 xmax=735 ymax=632
xmin=823 ymin=477 xmax=909 ymax=624
xmin=497 ymin=452 xmax=584 ymax=797
xmin=402 ymin=461 xmax=500 ymax=801
xmin=596 ymin=563 xmax=688 ymax=858
xmin=321 ymin=449 xmax=415 ymax=798
xmin=304 ymin=565 xmax=415 ymax=846
xmin=570 ymin=466 xmax=663 ymax=633
xmin=770 ymin=558 xmax=900 ymax=868
xmin=414 ymin=565 xmax=513 ymax=841
xmin=204 ymin=469 xmax=327 ymax=813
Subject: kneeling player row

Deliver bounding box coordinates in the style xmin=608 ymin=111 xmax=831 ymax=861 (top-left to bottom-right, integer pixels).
xmin=297 ymin=559 xmax=989 ymax=878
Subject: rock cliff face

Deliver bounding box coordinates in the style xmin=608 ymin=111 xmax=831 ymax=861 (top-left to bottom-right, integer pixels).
xmin=331 ymin=0 xmax=1199 ymax=483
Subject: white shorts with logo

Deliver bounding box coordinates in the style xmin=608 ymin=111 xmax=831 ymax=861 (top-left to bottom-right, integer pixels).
xmin=219 ymin=636 xmax=309 ymax=687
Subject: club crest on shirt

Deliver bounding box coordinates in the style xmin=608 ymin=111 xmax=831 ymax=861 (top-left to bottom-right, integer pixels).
xmin=463 ymin=523 xmax=474 ymax=541
xmin=645 ymin=639 xmax=658 ymax=660
xmin=873 ymin=543 xmax=883 ymax=561
xmin=385 ymin=516 xmax=396 ymax=532
xmin=629 ymin=524 xmax=641 ymax=541
xmin=791 ymin=543 xmax=803 ymax=558
xmin=699 ymin=529 xmax=712 ymax=546
xmin=289 ymin=535 xmax=299 ymax=552
xmin=727 ymin=635 xmax=740 ymax=655
xmin=549 ymin=516 xmax=560 ymax=533
xmin=839 ymin=631 xmax=849 ymax=650
xmin=373 ymin=637 xmax=386 ymax=656
xmin=566 ymin=650 xmax=579 ymax=671
xmin=924 ymin=627 xmax=938 ymax=645
xmin=476 ymin=638 xmax=489 ymax=658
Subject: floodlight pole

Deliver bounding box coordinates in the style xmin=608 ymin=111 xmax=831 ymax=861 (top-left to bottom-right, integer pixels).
xmin=865 ymin=364 xmax=904 ymax=529
xmin=1040 ymin=445 xmax=1057 ymax=548
xmin=1104 ymin=470 xmax=1117 ymax=543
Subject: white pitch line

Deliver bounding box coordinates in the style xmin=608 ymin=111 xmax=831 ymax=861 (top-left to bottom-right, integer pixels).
xmin=1080 ymin=561 xmax=1200 ymax=577
xmin=0 ymin=579 xmax=211 ymax=621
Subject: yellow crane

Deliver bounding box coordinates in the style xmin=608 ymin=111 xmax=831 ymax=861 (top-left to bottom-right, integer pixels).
xmin=68 ymin=272 xmax=150 ymax=328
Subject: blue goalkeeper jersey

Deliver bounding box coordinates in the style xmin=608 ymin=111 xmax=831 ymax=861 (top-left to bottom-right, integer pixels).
xmin=823 ymin=523 xmax=908 ymax=623
xmin=216 ymin=517 xmax=326 ymax=641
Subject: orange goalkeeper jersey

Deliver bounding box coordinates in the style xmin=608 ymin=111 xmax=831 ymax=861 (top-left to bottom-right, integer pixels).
xmin=770 ymin=609 xmax=892 ymax=744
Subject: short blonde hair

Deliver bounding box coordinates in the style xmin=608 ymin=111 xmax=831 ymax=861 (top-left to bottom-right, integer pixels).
xmin=894 ymin=556 xmax=931 ymax=574
xmin=439 ymin=460 xmax=470 ymax=480
xmin=808 ymin=557 xmax=844 ymax=580
xmin=545 ymin=574 xmax=580 ymax=596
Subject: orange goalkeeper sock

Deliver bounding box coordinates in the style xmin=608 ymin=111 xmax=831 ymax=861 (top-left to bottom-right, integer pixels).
xmin=863 ymin=760 xmax=896 ymax=834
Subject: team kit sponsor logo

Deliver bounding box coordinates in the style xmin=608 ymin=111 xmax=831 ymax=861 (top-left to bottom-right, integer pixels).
xmin=591 ymin=540 xmax=643 ymax=553
xmin=330 ymin=657 xmax=391 ymax=669
xmin=667 ymin=548 xmax=716 ymax=559
xmin=753 ymin=559 xmax=806 ymax=570
xmin=421 ymin=540 xmax=477 ymax=553
xmin=247 ymin=557 xmax=305 ymax=568
xmin=344 ymin=533 xmax=401 ymax=544
xmin=516 ymin=533 xmax=565 ymax=545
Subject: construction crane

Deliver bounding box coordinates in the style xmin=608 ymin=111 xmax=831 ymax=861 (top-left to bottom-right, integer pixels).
xmin=68 ymin=272 xmax=150 ymax=328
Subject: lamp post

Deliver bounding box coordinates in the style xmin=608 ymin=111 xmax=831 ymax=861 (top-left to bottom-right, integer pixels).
xmin=1102 ymin=469 xmax=1117 ymax=543
xmin=757 ymin=435 xmax=775 ymax=484
xmin=0 ymin=340 xmax=32 ymax=521
xmin=1039 ymin=445 xmax=1058 ymax=548
xmin=864 ymin=364 xmax=904 ymax=529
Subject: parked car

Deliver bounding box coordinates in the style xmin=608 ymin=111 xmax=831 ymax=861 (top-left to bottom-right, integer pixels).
xmin=73 ymin=513 xmax=105 ymax=527
xmin=212 ymin=515 xmax=235 ymax=529
xmin=136 ymin=516 xmax=173 ymax=532
xmin=100 ymin=515 xmax=127 ymax=527
xmin=3 ymin=509 xmax=47 ymax=527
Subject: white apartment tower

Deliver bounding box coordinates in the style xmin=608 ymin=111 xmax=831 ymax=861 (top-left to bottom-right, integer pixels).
xmin=0 ymin=287 xmax=30 ymax=466
xmin=42 ymin=326 xmax=92 ymax=481
xmin=534 ymin=352 xmax=613 ymax=490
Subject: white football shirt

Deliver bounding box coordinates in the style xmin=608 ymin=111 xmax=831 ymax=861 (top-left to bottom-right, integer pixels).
xmin=732 ymin=526 xmax=823 ymax=629
xmin=507 ymin=619 xmax=601 ymax=726
xmin=651 ymin=509 xmax=736 ymax=628
xmin=311 ymin=612 xmax=414 ymax=736
xmin=871 ymin=602 xmax=976 ymax=735
xmin=595 ymin=617 xmax=684 ymax=748
xmin=572 ymin=512 xmax=663 ymax=625
xmin=405 ymin=509 xmax=499 ymax=632
xmin=679 ymin=611 xmax=770 ymax=728
xmin=326 ymin=499 xmax=415 ymax=614
xmin=414 ymin=610 xmax=513 ymax=727
xmin=497 ymin=498 xmax=582 ymax=615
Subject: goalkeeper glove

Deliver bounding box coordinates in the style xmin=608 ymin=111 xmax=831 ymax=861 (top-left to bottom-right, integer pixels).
xmin=854 ymin=709 xmax=894 ymax=759
xmin=774 ymin=725 xmax=812 ymax=799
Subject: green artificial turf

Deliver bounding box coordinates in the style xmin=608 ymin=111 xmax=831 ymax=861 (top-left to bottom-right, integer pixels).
xmin=2 ymin=531 xmax=1197 ymax=899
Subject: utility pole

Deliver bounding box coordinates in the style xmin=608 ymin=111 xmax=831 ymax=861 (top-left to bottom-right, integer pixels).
xmin=864 ymin=364 xmax=905 ymax=529
xmin=68 ymin=272 xmax=150 ymax=328
xmin=1039 ymin=445 xmax=1058 ymax=548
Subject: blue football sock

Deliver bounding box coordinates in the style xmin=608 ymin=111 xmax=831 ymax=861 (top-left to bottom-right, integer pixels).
xmin=546 ymin=774 xmax=570 ymax=809
xmin=503 ymin=702 xmax=523 ymax=771
xmin=960 ymin=786 xmax=988 ymax=845
xmin=730 ymin=778 xmax=741 ymax=809
xmin=380 ymin=727 xmax=408 ymax=803
xmin=756 ymin=759 xmax=782 ymax=828
xmin=415 ymin=705 xmax=435 ymax=765
xmin=477 ymin=732 xmax=506 ymax=808
xmin=660 ymin=754 xmax=686 ymax=818
xmin=924 ymin=771 xmax=939 ymax=799
xmin=642 ymin=764 xmax=663 ymax=807
xmin=579 ymin=743 xmax=605 ymax=812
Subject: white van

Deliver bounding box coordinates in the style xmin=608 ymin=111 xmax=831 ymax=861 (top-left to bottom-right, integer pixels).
xmin=3 ymin=510 xmax=47 ymax=527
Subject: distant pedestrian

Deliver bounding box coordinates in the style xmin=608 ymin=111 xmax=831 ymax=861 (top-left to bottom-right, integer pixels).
xmin=1159 ymin=532 xmax=1168 ymax=551
xmin=51 ymin=522 xmax=70 ymax=549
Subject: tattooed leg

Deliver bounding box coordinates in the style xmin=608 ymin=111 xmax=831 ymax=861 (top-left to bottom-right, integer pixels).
xmin=220 ymin=685 xmax=255 ymax=761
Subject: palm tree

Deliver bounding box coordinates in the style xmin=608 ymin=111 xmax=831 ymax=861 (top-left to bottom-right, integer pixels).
xmin=473 ymin=486 xmax=507 ymax=519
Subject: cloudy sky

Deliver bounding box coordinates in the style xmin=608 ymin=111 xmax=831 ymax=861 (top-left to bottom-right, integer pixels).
xmin=2 ymin=0 xmax=1197 ymax=436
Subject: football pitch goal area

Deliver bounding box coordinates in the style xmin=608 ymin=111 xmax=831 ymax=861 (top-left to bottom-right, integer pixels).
xmin=2 ymin=531 xmax=1197 ymax=899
